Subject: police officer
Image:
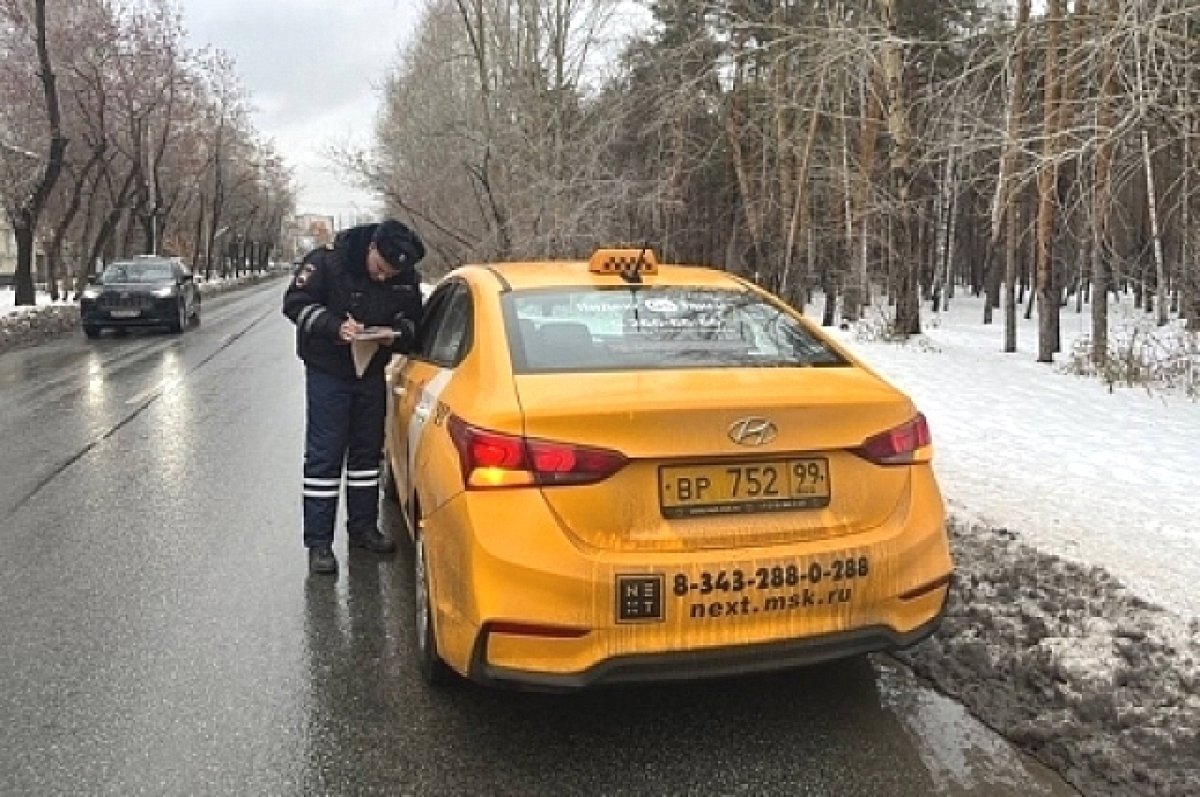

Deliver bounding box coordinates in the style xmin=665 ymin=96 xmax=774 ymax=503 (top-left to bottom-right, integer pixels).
xmin=283 ymin=219 xmax=425 ymax=575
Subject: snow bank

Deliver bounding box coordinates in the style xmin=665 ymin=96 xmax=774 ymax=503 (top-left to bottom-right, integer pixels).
xmin=897 ymin=517 xmax=1200 ymax=796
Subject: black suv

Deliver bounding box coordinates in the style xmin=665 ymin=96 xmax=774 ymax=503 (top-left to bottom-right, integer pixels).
xmin=80 ymin=257 xmax=201 ymax=338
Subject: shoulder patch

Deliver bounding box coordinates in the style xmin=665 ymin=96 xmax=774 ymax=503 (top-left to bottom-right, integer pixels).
xmin=294 ymin=263 xmax=317 ymax=288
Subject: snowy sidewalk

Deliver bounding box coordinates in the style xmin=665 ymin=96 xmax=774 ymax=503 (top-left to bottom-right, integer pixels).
xmin=830 ymin=296 xmax=1200 ymax=620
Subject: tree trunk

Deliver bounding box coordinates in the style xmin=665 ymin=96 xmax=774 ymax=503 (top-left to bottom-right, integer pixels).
xmin=73 ymin=167 xmax=103 ymax=287
xmin=726 ymin=48 xmax=764 ymax=273
xmin=1076 ymin=234 xmax=1090 ymax=314
xmin=822 ymin=266 xmax=837 ymax=327
xmin=1003 ymin=3 xmax=1032 ymax=350
xmin=932 ymin=112 xmax=961 ymax=314
xmin=1140 ymin=129 xmax=1168 ymax=327
xmin=193 ymin=196 xmax=207 ymax=275
xmin=1185 ymin=86 xmax=1198 ymax=329
xmin=803 ymin=193 xmax=816 ymax=311
xmin=1036 ymin=0 xmax=1063 ymax=362
xmin=781 ymin=73 xmax=826 ymax=301
xmin=840 ymin=94 xmax=855 ymax=306
xmin=991 ymin=0 xmax=1031 ymax=341
xmin=1049 ymin=0 xmax=1088 ymax=352
xmin=941 ymin=158 xmax=959 ymax=312
xmin=47 ymin=159 xmax=97 ymax=300
xmin=87 ymin=210 xmax=122 ymax=277
xmin=11 ymin=0 xmax=69 ymax=307
xmin=845 ymin=71 xmax=881 ymax=323
xmin=1005 ymin=186 xmax=1020 ymax=351
xmin=1092 ymin=0 xmax=1120 ymax=364
xmin=878 ymin=0 xmax=919 ymax=336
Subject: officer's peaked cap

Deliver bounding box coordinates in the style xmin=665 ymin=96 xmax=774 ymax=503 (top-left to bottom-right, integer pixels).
xmin=372 ymin=219 xmax=425 ymax=270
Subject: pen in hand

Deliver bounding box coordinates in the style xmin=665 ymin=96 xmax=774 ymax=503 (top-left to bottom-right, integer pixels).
xmin=340 ymin=314 xmax=364 ymax=342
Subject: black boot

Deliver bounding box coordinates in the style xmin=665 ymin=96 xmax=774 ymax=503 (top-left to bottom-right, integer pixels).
xmin=308 ymin=545 xmax=338 ymax=575
xmin=348 ymin=529 xmax=396 ymax=554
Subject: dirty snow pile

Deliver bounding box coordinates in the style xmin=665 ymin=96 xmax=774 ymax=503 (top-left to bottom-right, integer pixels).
xmin=0 ymin=290 xmax=78 ymax=352
xmin=829 ymin=295 xmax=1200 ymax=797
xmin=895 ymin=518 xmax=1199 ymax=797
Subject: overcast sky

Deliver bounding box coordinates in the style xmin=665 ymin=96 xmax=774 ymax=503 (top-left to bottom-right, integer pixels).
xmin=178 ymin=0 xmax=423 ymax=222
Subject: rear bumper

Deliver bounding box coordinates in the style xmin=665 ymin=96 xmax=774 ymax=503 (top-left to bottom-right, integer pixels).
xmin=423 ymin=475 xmax=952 ymax=687
xmin=469 ymin=606 xmax=947 ymax=690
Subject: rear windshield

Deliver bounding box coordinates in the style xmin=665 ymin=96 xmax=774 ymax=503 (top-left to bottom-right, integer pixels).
xmin=503 ymin=287 xmax=848 ymax=373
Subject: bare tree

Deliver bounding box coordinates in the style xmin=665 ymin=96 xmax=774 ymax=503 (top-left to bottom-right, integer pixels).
xmin=846 ymin=64 xmax=882 ymax=323
xmin=1035 ymin=0 xmax=1063 ymax=363
xmin=997 ymin=0 xmax=1032 ymax=352
xmin=358 ymin=0 xmax=1195 ymax=370
xmin=877 ymin=0 xmax=920 ymax=336
xmin=1 ymin=0 xmax=68 ymax=306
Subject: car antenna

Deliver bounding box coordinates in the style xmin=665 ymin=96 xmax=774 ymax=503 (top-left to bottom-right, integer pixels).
xmin=621 ymin=242 xmax=648 ymax=285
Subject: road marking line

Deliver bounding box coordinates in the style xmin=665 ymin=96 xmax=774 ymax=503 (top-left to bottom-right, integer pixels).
xmin=125 ymin=377 xmax=181 ymax=405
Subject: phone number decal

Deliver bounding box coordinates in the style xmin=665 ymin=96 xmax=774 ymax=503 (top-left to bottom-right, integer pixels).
xmin=672 ymin=557 xmax=870 ymax=597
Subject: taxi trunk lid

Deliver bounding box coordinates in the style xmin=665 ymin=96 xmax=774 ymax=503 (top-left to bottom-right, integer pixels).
xmin=513 ymin=366 xmax=919 ymax=552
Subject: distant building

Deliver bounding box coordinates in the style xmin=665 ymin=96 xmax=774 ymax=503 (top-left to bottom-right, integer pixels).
xmin=0 ymin=217 xmax=38 ymax=287
xmin=284 ymin=214 xmax=336 ymax=262
xmin=0 ymin=217 xmax=15 ymax=286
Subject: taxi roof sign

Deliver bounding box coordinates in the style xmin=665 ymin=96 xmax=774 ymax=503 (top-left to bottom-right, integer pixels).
xmin=588 ymin=247 xmax=659 ymax=276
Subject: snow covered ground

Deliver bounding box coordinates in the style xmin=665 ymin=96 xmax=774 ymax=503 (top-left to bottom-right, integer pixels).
xmin=827 ymin=295 xmax=1200 ymax=621
xmin=1 ymin=287 xmax=70 ymax=314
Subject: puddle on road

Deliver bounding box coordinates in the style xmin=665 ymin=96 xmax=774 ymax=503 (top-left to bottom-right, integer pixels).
xmin=874 ymin=657 xmax=1079 ymax=796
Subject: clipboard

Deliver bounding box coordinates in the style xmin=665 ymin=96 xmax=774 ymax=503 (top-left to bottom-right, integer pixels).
xmin=352 ymin=328 xmax=395 ymax=342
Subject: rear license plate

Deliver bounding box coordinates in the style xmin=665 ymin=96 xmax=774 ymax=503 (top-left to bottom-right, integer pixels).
xmin=659 ymin=458 xmax=830 ymax=518
xmin=109 ymin=309 xmax=140 ymax=318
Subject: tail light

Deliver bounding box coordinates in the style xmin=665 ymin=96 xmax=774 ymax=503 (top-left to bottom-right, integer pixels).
xmin=854 ymin=413 xmax=932 ymax=465
xmin=448 ymin=416 xmax=628 ymax=489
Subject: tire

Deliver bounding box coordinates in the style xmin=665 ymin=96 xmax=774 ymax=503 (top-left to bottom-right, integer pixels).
xmin=83 ymin=325 xmax=101 ymax=339
xmin=381 ymin=454 xmax=399 ymax=502
xmin=168 ymin=300 xmax=185 ymax=334
xmin=414 ymin=535 xmax=452 ymax=686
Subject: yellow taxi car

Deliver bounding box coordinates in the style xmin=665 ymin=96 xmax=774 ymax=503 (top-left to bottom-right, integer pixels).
xmin=383 ymin=248 xmax=952 ymax=689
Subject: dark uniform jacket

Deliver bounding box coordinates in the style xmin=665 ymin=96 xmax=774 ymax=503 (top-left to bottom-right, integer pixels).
xmin=283 ymin=223 xmax=423 ymax=380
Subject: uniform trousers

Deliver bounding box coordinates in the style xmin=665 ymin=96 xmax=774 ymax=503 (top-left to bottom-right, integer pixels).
xmin=302 ymin=365 xmax=387 ymax=548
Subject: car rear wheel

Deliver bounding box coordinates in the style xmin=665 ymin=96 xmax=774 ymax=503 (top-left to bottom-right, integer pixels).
xmin=414 ymin=534 xmax=452 ymax=686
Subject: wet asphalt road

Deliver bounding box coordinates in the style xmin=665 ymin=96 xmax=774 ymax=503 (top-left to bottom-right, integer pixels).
xmin=0 ymin=280 xmax=1077 ymax=796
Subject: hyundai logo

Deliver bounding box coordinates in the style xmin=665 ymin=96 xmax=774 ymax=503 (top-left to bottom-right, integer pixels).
xmin=728 ymin=417 xmax=778 ymax=446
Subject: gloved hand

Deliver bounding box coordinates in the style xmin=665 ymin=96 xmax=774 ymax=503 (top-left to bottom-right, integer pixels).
xmin=392 ymin=317 xmax=418 ymax=352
